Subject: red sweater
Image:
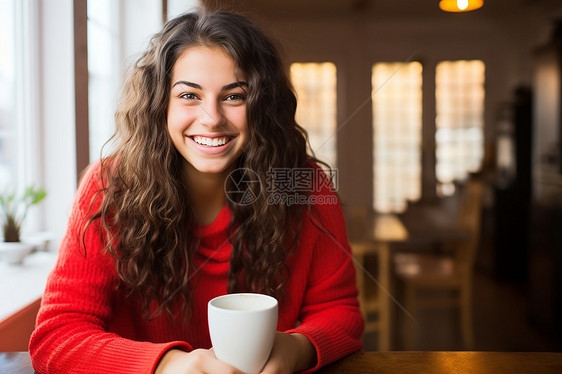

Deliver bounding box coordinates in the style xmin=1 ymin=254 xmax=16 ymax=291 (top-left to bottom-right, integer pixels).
xmin=29 ymin=163 xmax=364 ymax=373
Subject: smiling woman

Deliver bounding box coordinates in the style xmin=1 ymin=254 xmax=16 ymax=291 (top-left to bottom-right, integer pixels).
xmin=29 ymin=10 xmax=363 ymax=374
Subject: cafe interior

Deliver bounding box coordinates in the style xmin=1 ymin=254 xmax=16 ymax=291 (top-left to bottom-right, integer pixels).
xmin=1 ymin=0 xmax=562 ymax=358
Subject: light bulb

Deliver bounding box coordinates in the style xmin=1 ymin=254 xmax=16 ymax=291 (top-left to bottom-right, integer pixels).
xmin=439 ymin=0 xmax=483 ymax=12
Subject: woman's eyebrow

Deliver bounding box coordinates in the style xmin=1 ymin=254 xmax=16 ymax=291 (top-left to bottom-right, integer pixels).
xmin=171 ymin=81 xmax=248 ymax=90
xmin=172 ymin=80 xmax=201 ymax=89
xmin=223 ymin=81 xmax=248 ymax=90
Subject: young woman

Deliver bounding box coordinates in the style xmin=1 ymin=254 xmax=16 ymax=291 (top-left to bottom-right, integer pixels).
xmin=30 ymin=10 xmax=363 ymax=374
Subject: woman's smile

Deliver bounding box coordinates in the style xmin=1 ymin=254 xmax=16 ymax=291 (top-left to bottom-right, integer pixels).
xmin=187 ymin=134 xmax=238 ymax=155
xmin=191 ymin=135 xmax=233 ymax=147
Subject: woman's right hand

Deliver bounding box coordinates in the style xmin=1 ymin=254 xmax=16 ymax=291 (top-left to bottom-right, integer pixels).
xmin=155 ymin=348 xmax=244 ymax=374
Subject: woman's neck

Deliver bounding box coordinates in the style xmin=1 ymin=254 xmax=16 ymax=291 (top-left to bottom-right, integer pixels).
xmin=183 ymin=163 xmax=231 ymax=225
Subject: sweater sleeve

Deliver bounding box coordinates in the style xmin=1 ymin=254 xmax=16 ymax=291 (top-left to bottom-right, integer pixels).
xmin=29 ymin=163 xmax=191 ymax=374
xmin=285 ymin=188 xmax=365 ymax=372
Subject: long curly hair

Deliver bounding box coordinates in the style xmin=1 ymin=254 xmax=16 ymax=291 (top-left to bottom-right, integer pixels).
xmin=86 ymin=10 xmax=319 ymax=319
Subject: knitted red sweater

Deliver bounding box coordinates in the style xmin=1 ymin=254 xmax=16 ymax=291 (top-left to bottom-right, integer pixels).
xmin=29 ymin=163 xmax=364 ymax=373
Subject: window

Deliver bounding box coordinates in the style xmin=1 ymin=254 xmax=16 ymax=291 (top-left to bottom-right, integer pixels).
xmin=167 ymin=0 xmax=200 ymax=20
xmin=290 ymin=62 xmax=338 ymax=169
xmin=87 ymin=0 xmax=120 ymax=161
xmin=372 ymin=62 xmax=423 ymax=213
xmin=0 ymin=0 xmax=16 ymax=190
xmin=371 ymin=59 xmax=485 ymax=210
xmin=87 ymin=0 xmax=163 ymax=162
xmin=0 ymin=0 xmax=38 ymax=193
xmin=435 ymin=60 xmax=485 ymax=196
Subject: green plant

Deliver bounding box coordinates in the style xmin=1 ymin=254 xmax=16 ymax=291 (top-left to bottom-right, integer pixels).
xmin=0 ymin=186 xmax=47 ymax=243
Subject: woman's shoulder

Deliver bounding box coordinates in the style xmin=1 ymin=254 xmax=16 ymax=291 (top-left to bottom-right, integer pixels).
xmin=80 ymin=157 xmax=119 ymax=187
xmin=75 ymin=158 xmax=116 ymax=203
xmin=305 ymin=160 xmax=339 ymax=198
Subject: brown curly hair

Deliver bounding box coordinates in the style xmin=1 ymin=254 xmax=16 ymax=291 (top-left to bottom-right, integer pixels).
xmin=85 ymin=10 xmax=322 ymax=320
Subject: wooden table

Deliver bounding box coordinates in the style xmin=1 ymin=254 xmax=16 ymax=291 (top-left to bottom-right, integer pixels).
xmin=319 ymin=351 xmax=562 ymax=374
xmin=0 ymin=352 xmax=34 ymax=374
xmin=3 ymin=351 xmax=562 ymax=374
xmin=348 ymin=213 xmax=409 ymax=351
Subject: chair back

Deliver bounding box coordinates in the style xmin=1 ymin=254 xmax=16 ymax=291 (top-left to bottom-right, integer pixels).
xmin=454 ymin=180 xmax=484 ymax=271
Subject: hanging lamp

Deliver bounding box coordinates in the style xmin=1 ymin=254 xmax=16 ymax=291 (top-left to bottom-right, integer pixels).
xmin=439 ymin=0 xmax=483 ymax=12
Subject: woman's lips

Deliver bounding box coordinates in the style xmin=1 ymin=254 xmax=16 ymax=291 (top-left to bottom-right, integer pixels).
xmin=188 ymin=135 xmax=235 ymax=155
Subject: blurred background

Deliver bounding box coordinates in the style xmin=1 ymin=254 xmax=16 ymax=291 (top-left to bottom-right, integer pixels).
xmin=1 ymin=0 xmax=561 ymax=352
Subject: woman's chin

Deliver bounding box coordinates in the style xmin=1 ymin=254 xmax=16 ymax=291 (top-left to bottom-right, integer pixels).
xmin=185 ymin=160 xmax=236 ymax=176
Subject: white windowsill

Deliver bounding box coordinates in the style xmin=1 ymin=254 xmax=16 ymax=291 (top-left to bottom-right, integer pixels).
xmin=0 ymin=251 xmax=57 ymax=322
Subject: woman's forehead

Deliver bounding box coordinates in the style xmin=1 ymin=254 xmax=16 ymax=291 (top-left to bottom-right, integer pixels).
xmin=170 ymin=45 xmax=247 ymax=87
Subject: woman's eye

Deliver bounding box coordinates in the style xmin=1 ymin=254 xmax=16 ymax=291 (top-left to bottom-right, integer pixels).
xmin=180 ymin=93 xmax=198 ymax=100
xmin=225 ymin=94 xmax=245 ymax=101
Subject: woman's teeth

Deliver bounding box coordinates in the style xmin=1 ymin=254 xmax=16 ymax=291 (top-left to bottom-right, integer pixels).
xmin=193 ymin=136 xmax=230 ymax=146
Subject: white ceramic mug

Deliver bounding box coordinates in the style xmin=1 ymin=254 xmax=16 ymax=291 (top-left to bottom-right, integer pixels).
xmin=208 ymin=293 xmax=278 ymax=374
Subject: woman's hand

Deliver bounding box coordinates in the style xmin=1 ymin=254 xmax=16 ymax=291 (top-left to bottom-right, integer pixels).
xmin=260 ymin=332 xmax=317 ymax=374
xmin=155 ymin=333 xmax=315 ymax=374
xmin=154 ymin=348 xmax=243 ymax=374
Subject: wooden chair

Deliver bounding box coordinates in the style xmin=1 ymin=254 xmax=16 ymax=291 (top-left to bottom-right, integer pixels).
xmin=393 ymin=180 xmax=484 ymax=349
xmin=350 ymin=240 xmax=391 ymax=351
xmin=0 ymin=298 xmax=41 ymax=351
xmin=345 ymin=205 xmax=393 ymax=351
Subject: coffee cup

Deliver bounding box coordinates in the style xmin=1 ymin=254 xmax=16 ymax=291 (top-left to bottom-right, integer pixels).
xmin=208 ymin=293 xmax=278 ymax=374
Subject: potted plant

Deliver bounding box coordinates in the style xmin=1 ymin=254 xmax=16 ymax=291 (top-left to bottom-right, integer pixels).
xmin=0 ymin=186 xmax=47 ymax=264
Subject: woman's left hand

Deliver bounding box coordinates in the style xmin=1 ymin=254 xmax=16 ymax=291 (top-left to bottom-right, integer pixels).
xmin=260 ymin=332 xmax=317 ymax=374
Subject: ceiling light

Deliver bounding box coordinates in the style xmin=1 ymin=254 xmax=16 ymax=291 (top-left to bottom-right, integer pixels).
xmin=439 ymin=0 xmax=483 ymax=12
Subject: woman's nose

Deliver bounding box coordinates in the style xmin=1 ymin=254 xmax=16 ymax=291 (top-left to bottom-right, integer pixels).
xmin=199 ymin=101 xmax=225 ymax=128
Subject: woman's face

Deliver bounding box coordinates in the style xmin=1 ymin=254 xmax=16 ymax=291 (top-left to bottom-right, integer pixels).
xmin=167 ymin=45 xmax=248 ymax=176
